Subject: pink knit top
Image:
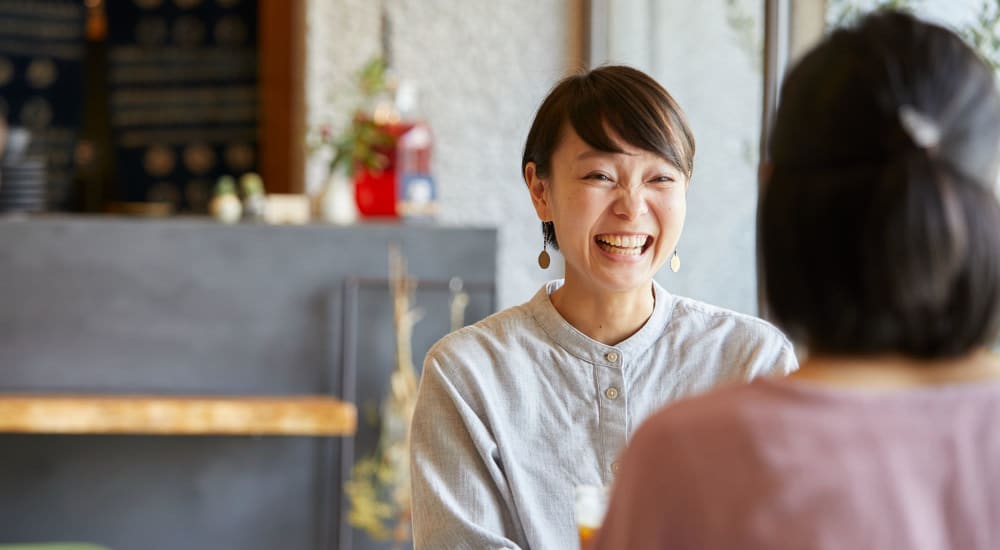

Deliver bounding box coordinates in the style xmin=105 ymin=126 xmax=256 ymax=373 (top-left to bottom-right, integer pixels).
xmin=592 ymin=377 xmax=1000 ymax=550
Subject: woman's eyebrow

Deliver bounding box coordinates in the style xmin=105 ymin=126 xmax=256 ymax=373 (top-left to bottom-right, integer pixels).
xmin=575 ymin=150 xmax=611 ymax=160
xmin=575 ymin=149 xmax=635 ymax=160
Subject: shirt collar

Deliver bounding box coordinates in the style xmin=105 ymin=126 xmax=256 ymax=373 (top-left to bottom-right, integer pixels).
xmin=526 ymin=279 xmax=675 ymax=368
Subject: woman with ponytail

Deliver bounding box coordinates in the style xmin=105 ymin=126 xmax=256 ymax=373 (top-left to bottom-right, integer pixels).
xmin=593 ymin=10 xmax=1000 ymax=549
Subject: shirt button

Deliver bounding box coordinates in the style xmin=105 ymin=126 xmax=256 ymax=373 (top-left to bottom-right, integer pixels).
xmin=611 ymin=461 xmax=622 ymax=474
xmin=605 ymin=351 xmax=619 ymax=363
xmin=604 ymin=387 xmax=620 ymax=400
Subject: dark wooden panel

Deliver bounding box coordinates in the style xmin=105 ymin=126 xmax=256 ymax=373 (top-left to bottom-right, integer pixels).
xmin=258 ymin=0 xmax=305 ymax=194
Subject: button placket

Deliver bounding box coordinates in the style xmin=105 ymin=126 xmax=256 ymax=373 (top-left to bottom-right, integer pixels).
xmin=603 ymin=349 xmax=622 ymax=401
xmin=596 ymin=349 xmax=627 ymax=483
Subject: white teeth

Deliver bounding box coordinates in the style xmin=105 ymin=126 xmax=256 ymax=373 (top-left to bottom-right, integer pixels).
xmin=597 ymin=234 xmax=647 ymax=248
xmin=596 ymin=234 xmax=649 ymax=255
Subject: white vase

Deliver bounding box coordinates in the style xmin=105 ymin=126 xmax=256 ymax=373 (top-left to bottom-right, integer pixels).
xmin=210 ymin=193 xmax=242 ymax=224
xmin=320 ymin=170 xmax=358 ymax=225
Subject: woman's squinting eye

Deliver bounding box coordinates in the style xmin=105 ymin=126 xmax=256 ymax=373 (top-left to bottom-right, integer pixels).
xmin=650 ymin=175 xmax=677 ymax=184
xmin=584 ymin=172 xmax=613 ymax=182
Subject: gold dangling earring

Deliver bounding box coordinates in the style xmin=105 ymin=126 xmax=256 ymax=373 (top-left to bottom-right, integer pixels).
xmin=669 ymin=249 xmax=681 ymax=273
xmin=538 ymin=238 xmax=551 ymax=269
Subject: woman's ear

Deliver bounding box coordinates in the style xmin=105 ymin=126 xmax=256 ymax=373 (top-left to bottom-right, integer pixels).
xmin=524 ymin=162 xmax=551 ymax=221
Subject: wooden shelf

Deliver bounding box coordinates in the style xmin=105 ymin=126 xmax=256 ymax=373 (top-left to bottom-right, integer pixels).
xmin=0 ymin=394 xmax=356 ymax=436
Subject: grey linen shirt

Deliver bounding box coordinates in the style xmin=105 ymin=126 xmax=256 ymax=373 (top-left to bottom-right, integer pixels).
xmin=409 ymin=279 xmax=797 ymax=549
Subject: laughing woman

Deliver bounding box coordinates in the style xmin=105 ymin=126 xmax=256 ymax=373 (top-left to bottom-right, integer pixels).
xmin=409 ymin=65 xmax=797 ymax=549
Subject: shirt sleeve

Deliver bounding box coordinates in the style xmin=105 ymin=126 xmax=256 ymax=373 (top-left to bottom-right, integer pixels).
xmin=745 ymin=324 xmax=799 ymax=380
xmin=410 ymin=351 xmax=525 ymax=550
xmin=774 ymin=338 xmax=799 ymax=376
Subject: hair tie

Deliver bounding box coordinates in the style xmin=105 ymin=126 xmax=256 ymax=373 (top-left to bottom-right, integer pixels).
xmin=899 ymin=105 xmax=941 ymax=149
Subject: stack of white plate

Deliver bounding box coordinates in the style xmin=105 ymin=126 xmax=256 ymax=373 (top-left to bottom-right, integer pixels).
xmin=0 ymin=157 xmax=46 ymax=213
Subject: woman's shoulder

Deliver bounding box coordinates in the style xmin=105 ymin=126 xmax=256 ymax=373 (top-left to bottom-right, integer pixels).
xmin=427 ymin=282 xmax=558 ymax=360
xmin=424 ymin=296 xmax=544 ymax=369
xmin=669 ymin=295 xmax=790 ymax=345
xmin=420 ymin=296 xmax=553 ymax=398
xmin=670 ymin=294 xmax=773 ymax=329
xmin=662 ymin=293 xmax=798 ymax=377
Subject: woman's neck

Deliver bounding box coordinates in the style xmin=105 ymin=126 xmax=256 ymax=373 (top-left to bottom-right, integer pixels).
xmin=549 ymin=280 xmax=655 ymax=346
xmin=790 ymin=350 xmax=1000 ymax=388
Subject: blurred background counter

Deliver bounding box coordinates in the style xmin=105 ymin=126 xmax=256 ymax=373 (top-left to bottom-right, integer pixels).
xmin=0 ymin=214 xmax=497 ymax=550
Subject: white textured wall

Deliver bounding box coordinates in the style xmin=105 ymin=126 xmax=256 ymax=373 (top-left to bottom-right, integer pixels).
xmin=303 ymin=0 xmax=996 ymax=318
xmin=645 ymin=0 xmax=765 ymax=315
xmin=306 ymin=0 xmax=583 ymax=308
xmin=593 ymin=0 xmax=766 ymax=314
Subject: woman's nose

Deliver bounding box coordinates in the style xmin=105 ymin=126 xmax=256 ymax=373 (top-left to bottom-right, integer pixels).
xmin=613 ymin=185 xmax=649 ymax=219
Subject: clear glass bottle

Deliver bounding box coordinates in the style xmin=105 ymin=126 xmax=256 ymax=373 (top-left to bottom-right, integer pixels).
xmin=394 ymin=80 xmax=437 ymax=221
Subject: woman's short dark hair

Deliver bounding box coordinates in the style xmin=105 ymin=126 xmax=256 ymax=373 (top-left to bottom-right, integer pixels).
xmin=761 ymin=10 xmax=1000 ymax=358
xmin=522 ymin=65 xmax=695 ymax=249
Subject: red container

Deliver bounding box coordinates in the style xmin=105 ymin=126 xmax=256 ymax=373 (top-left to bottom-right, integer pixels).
xmin=353 ymin=121 xmax=415 ymax=218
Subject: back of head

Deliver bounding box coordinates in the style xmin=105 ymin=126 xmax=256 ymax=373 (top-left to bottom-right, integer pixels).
xmin=761 ymin=10 xmax=1000 ymax=358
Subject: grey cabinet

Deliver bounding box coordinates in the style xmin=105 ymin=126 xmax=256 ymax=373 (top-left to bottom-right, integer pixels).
xmin=0 ymin=216 xmax=498 ymax=550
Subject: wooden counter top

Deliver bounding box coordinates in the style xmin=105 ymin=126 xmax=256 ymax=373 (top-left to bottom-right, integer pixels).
xmin=0 ymin=394 xmax=356 ymax=436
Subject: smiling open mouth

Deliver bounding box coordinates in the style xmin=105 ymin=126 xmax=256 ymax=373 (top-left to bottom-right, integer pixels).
xmin=595 ymin=234 xmax=652 ymax=256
